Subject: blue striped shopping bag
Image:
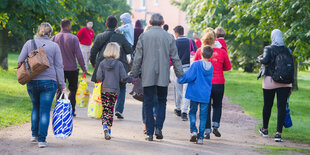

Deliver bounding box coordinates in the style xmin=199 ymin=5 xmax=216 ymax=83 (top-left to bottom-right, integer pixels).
xmin=52 ymin=93 xmax=73 ymax=139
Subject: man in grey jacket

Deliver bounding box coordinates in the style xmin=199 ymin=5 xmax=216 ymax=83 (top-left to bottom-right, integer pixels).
xmin=131 ymin=13 xmax=184 ymax=141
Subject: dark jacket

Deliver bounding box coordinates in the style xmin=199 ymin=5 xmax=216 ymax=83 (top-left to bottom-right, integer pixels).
xmin=90 ymin=28 xmax=133 ymax=82
xmin=133 ymin=20 xmax=144 ymax=50
xmin=175 ymin=37 xmax=197 ymax=65
xmin=258 ymin=45 xmax=291 ymax=76
xmin=96 ymin=58 xmax=133 ymax=94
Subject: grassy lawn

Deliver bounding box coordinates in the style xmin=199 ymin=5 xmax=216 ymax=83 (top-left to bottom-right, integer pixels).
xmin=225 ymin=70 xmax=310 ymax=144
xmin=0 ymin=53 xmax=91 ymax=129
xmin=0 ymin=53 xmax=32 ymax=129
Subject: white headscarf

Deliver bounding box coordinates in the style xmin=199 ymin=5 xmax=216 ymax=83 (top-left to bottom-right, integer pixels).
xmin=271 ymin=29 xmax=284 ymax=46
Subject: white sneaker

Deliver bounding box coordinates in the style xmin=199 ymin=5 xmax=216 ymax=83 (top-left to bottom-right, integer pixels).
xmin=30 ymin=137 xmax=38 ymax=143
xmin=38 ymin=142 xmax=48 ymax=148
xmin=196 ymin=138 xmax=203 ymax=145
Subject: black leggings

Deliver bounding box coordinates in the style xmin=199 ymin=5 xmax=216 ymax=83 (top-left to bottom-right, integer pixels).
xmin=206 ymin=84 xmax=224 ymax=129
xmin=263 ymin=87 xmax=291 ymax=133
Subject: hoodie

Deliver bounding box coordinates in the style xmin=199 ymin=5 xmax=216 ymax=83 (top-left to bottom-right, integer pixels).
xmin=96 ymin=58 xmax=133 ymax=94
xmin=178 ymin=60 xmax=213 ymax=103
xmin=118 ymin=13 xmax=134 ymax=46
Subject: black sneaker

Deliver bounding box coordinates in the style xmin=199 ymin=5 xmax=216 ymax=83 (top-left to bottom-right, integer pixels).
xmin=275 ymin=134 xmax=283 ymax=142
xmin=72 ymin=113 xmax=76 ymax=117
xmin=174 ymin=109 xmax=181 ymax=117
xmin=145 ymin=135 xmax=153 ymax=141
xmin=115 ymin=112 xmax=124 ymax=119
xmin=155 ymin=128 xmax=163 ymax=139
xmin=190 ymin=132 xmax=198 ymax=142
xmin=204 ymin=133 xmax=210 ymax=139
xmin=181 ymin=113 xmax=188 ymax=121
xmin=213 ymin=128 xmax=221 ymax=137
xmin=259 ymin=127 xmax=268 ymax=137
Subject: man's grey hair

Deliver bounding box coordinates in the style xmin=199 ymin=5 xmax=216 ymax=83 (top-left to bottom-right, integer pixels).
xmin=150 ymin=13 xmax=164 ymax=26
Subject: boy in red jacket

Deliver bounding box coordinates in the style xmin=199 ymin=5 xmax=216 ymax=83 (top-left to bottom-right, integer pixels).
xmin=215 ymin=27 xmax=227 ymax=52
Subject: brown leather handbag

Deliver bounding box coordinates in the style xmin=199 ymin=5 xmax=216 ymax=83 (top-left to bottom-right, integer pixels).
xmin=17 ymin=39 xmax=50 ymax=85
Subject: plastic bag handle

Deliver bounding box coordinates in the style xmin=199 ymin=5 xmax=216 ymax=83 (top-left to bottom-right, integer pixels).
xmin=59 ymin=92 xmax=69 ymax=100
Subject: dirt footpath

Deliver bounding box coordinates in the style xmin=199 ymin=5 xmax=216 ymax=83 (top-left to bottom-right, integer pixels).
xmin=0 ymin=80 xmax=309 ymax=155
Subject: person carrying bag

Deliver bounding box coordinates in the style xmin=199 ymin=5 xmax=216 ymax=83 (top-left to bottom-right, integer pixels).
xmin=17 ymin=39 xmax=50 ymax=85
xmin=17 ymin=22 xmax=66 ymax=148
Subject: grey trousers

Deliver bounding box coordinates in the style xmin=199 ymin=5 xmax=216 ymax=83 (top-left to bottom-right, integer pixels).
xmin=173 ymin=64 xmax=190 ymax=113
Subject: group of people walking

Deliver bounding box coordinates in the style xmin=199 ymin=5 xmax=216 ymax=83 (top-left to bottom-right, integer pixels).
xmin=18 ymin=11 xmax=293 ymax=148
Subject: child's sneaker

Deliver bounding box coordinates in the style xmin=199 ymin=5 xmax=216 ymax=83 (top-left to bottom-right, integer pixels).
xmin=196 ymin=138 xmax=203 ymax=145
xmin=275 ymin=134 xmax=283 ymax=142
xmin=204 ymin=133 xmax=210 ymax=139
xmin=103 ymin=124 xmax=111 ymax=140
xmin=259 ymin=127 xmax=268 ymax=137
xmin=190 ymin=132 xmax=198 ymax=142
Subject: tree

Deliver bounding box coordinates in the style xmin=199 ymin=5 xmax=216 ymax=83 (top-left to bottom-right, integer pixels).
xmin=0 ymin=0 xmax=131 ymax=70
xmin=173 ymin=0 xmax=310 ymax=89
xmin=0 ymin=0 xmax=70 ymax=70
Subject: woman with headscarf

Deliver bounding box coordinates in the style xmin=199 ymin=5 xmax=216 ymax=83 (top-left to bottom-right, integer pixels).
xmin=257 ymin=29 xmax=293 ymax=142
xmin=133 ymin=20 xmax=144 ymax=50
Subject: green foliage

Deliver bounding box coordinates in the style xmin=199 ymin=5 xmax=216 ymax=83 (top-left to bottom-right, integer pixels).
xmin=0 ymin=0 xmax=130 ymax=51
xmin=173 ymin=0 xmax=310 ymax=72
xmin=225 ymin=70 xmax=310 ymax=144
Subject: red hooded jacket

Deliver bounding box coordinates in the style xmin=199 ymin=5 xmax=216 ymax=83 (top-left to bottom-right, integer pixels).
xmin=194 ymin=47 xmax=231 ymax=84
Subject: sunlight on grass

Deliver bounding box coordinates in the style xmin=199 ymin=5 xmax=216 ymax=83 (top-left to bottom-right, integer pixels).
xmin=224 ymin=70 xmax=310 ymax=144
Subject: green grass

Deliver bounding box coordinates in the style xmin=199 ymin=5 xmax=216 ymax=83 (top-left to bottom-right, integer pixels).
xmin=224 ymin=70 xmax=310 ymax=144
xmin=255 ymin=145 xmax=310 ymax=154
xmin=0 ymin=53 xmax=32 ymax=129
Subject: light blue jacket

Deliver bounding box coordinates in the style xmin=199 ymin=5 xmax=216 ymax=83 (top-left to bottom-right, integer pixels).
xmin=118 ymin=13 xmax=134 ymax=46
xmin=178 ymin=60 xmax=213 ymax=103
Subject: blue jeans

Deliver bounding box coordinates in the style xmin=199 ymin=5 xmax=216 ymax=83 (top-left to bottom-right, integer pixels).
xmin=27 ymin=80 xmax=57 ymax=142
xmin=115 ymin=83 xmax=126 ymax=114
xmin=142 ymin=97 xmax=158 ymax=124
xmin=143 ymin=86 xmax=168 ymax=136
xmin=189 ymin=101 xmax=209 ymax=139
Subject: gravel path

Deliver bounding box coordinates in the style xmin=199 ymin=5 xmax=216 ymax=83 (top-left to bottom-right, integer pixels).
xmin=0 ymin=78 xmax=309 ymax=155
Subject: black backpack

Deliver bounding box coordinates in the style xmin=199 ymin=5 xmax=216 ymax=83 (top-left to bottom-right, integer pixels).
xmin=271 ymin=46 xmax=294 ymax=84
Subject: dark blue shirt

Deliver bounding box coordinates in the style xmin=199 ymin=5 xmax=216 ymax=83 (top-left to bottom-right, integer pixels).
xmin=175 ymin=37 xmax=197 ymax=65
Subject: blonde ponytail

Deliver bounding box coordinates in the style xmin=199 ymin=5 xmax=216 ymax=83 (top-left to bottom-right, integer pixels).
xmin=37 ymin=22 xmax=53 ymax=37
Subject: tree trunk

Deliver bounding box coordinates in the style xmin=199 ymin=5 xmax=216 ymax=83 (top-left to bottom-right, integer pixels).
xmin=292 ymin=56 xmax=298 ymax=90
xmin=0 ymin=29 xmax=8 ymax=70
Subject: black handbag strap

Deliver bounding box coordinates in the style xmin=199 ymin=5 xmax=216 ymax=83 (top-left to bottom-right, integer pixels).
xmin=32 ymin=39 xmax=38 ymax=51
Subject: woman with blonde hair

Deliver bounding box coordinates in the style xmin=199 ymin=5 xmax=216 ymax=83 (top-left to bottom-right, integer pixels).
xmin=96 ymin=42 xmax=135 ymax=140
xmin=18 ymin=22 xmax=66 ymax=148
xmin=194 ymin=28 xmax=231 ymax=139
